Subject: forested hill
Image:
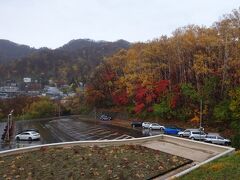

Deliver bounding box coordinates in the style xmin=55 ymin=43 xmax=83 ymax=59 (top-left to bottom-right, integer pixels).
xmin=0 ymin=39 xmax=36 ymax=64
xmin=86 ymin=8 xmax=240 ymax=126
xmin=58 ymin=39 xmax=130 ymax=53
xmin=0 ymin=39 xmax=131 ymax=83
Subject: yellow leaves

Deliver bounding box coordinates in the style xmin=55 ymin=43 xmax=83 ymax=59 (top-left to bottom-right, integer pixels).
xmin=191 ymin=115 xmax=200 ymax=123
xmin=15 ymin=175 xmax=20 ymax=179
xmin=3 ymin=174 xmax=7 ymax=178
xmin=16 ymin=155 xmax=23 ymax=160
xmin=19 ymin=167 xmax=24 ymax=171
xmin=107 ymin=169 xmax=113 ymax=175
xmin=236 ymin=151 xmax=240 ymax=156
xmin=209 ymin=162 xmax=227 ymax=171
xmin=193 ymin=54 xmax=211 ymax=75
xmin=172 ymin=155 xmax=179 ymax=163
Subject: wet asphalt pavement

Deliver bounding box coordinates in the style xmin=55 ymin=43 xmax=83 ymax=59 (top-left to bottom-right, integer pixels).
xmin=0 ymin=118 xmax=163 ymax=151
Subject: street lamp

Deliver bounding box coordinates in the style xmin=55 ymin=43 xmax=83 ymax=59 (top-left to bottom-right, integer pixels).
xmin=7 ymin=109 xmax=14 ymax=141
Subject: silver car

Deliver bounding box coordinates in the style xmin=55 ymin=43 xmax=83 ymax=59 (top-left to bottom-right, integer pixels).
xmin=188 ymin=131 xmax=206 ymax=140
xmin=204 ymin=134 xmax=231 ymax=145
xmin=149 ymin=123 xmax=165 ymax=130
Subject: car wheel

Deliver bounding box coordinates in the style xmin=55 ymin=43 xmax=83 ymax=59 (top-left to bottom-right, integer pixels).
xmin=225 ymin=142 xmax=229 ymax=146
xmin=191 ymin=137 xmax=195 ymax=140
xmin=16 ymin=137 xmax=20 ymax=141
xmin=28 ymin=137 xmax=32 ymax=141
xmin=180 ymin=134 xmax=183 ymax=137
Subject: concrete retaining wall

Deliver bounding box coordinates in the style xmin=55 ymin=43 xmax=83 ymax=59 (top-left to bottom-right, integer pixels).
xmin=0 ymin=135 xmax=233 ymax=158
xmin=0 ymin=135 xmax=164 ymax=157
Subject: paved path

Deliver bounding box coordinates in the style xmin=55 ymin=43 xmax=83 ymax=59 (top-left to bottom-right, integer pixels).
xmin=143 ymin=140 xmax=217 ymax=163
xmin=142 ymin=139 xmax=230 ymax=179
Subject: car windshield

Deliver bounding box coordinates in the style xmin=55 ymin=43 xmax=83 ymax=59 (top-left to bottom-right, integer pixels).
xmin=165 ymin=126 xmax=181 ymax=129
xmin=30 ymin=131 xmax=38 ymax=134
xmin=192 ymin=132 xmax=200 ymax=134
xmin=22 ymin=132 xmax=29 ymax=135
xmin=217 ymin=136 xmax=224 ymax=140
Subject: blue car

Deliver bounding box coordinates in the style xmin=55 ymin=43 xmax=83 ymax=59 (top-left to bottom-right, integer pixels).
xmin=164 ymin=125 xmax=184 ymax=135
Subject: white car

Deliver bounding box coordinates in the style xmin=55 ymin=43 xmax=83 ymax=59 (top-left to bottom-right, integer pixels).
xmin=15 ymin=131 xmax=40 ymax=141
xmin=204 ymin=134 xmax=231 ymax=145
xmin=142 ymin=122 xmax=151 ymax=128
xmin=149 ymin=123 xmax=165 ymax=130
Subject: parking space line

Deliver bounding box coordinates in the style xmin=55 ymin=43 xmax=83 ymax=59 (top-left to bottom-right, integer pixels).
xmin=85 ymin=130 xmax=108 ymax=136
xmin=97 ymin=132 xmax=119 ymax=140
xmin=95 ymin=130 xmax=112 ymax=135
xmin=114 ymin=134 xmax=128 ymax=140
xmin=74 ymin=128 xmax=104 ymax=134
xmin=114 ymin=134 xmax=134 ymax=140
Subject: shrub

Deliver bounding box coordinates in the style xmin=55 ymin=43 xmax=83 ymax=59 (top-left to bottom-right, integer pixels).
xmin=213 ymin=100 xmax=231 ymax=122
xmin=231 ymin=121 xmax=240 ymax=149
xmin=153 ymin=101 xmax=171 ymax=119
xmin=24 ymin=98 xmax=57 ymax=119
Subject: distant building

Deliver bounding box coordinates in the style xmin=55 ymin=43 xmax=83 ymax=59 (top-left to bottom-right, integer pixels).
xmin=42 ymin=86 xmax=63 ymax=100
xmin=0 ymin=86 xmax=20 ymax=98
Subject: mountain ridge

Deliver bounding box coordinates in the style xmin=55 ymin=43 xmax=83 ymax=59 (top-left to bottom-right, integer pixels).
xmin=0 ymin=38 xmax=130 ymax=64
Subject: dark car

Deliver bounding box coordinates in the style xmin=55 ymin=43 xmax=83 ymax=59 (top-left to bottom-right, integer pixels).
xmin=131 ymin=121 xmax=143 ymax=127
xmin=99 ymin=114 xmax=112 ymax=121
xmin=164 ymin=125 xmax=184 ymax=135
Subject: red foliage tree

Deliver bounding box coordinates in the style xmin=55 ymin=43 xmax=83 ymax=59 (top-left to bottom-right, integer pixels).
xmin=112 ymin=90 xmax=128 ymax=105
xmin=154 ymin=80 xmax=169 ymax=94
xmin=103 ymin=71 xmax=115 ymax=81
xmin=135 ymin=85 xmax=147 ymax=102
xmin=134 ymin=103 xmax=145 ymax=114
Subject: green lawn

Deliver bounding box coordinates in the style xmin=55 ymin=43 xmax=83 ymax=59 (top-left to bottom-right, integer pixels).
xmin=178 ymin=151 xmax=240 ymax=180
xmin=0 ymin=145 xmax=191 ymax=180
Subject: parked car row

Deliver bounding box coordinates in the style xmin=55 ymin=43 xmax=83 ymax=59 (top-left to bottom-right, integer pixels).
xmin=131 ymin=120 xmax=231 ymax=146
xmin=133 ymin=121 xmax=183 ymax=135
xmin=177 ymin=129 xmax=231 ymax=145
xmin=132 ymin=121 xmax=165 ymax=130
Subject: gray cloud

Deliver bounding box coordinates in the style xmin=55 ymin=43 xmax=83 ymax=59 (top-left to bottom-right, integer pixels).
xmin=0 ymin=0 xmax=239 ymax=48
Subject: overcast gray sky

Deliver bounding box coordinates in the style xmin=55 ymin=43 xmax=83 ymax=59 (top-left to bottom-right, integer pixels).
xmin=0 ymin=0 xmax=239 ymax=49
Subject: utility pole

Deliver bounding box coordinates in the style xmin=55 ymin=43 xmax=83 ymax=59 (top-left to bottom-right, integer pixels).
xmin=199 ymin=99 xmax=203 ymax=130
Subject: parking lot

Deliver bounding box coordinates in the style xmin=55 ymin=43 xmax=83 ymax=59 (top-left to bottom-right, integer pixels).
xmin=0 ymin=118 xmax=145 ymax=151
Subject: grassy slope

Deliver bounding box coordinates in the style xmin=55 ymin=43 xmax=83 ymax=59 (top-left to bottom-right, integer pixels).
xmin=0 ymin=145 xmax=190 ymax=180
xmin=179 ymin=151 xmax=240 ymax=180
